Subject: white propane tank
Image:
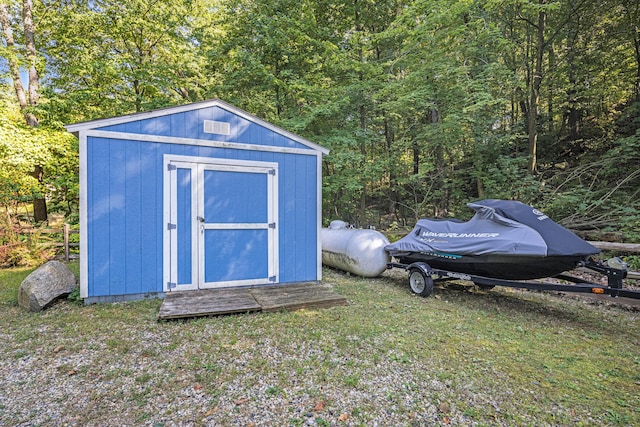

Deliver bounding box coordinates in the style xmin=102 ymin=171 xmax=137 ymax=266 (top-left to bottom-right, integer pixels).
xmin=321 ymin=220 xmax=390 ymax=277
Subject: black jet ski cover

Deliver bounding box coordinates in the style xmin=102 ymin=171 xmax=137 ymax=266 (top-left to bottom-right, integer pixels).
xmin=385 ymin=199 xmax=600 ymax=258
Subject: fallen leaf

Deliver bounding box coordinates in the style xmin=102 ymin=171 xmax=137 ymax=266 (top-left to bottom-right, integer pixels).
xmin=53 ymin=345 xmax=65 ymax=353
xmin=235 ymin=397 xmax=250 ymax=405
xmin=204 ymin=408 xmax=218 ymax=417
xmin=443 ymin=416 xmax=451 ymax=425
xmin=68 ymin=369 xmax=78 ymax=376
xmin=338 ymin=413 xmax=349 ymax=422
xmin=438 ymin=402 xmax=450 ymax=413
xmin=193 ymin=383 xmax=203 ymax=391
xmin=313 ymin=401 xmax=325 ymax=412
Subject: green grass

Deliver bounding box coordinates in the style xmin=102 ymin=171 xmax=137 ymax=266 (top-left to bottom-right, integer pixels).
xmin=1 ymin=264 xmax=639 ymax=426
xmin=0 ymin=266 xmax=33 ymax=306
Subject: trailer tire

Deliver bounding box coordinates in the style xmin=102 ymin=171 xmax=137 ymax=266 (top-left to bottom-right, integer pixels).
xmin=409 ymin=268 xmax=434 ymax=297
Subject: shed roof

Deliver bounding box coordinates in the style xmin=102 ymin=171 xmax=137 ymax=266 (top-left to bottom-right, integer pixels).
xmin=65 ymin=98 xmax=329 ymax=155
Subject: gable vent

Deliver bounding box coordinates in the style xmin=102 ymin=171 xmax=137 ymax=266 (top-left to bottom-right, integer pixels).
xmin=203 ymin=120 xmax=231 ymax=135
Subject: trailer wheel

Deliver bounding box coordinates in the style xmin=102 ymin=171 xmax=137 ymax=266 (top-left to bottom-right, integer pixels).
xmin=409 ymin=268 xmax=434 ymax=297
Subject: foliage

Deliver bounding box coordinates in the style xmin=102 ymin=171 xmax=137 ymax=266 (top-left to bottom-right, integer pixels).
xmin=38 ymin=0 xmax=208 ymax=122
xmin=67 ymin=286 xmax=82 ymax=304
xmin=0 ymin=217 xmax=57 ymax=268
xmin=541 ymin=116 xmax=640 ymax=240
xmin=1 ymin=0 xmax=639 ymax=238
xmin=0 ymin=101 xmax=79 ymax=224
xmin=625 ymin=255 xmax=640 ymax=270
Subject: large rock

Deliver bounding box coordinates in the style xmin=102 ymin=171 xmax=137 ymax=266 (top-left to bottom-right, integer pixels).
xmin=18 ymin=260 xmax=78 ymax=312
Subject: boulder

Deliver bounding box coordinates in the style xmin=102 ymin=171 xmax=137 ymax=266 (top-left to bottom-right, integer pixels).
xmin=18 ymin=260 xmax=78 ymax=312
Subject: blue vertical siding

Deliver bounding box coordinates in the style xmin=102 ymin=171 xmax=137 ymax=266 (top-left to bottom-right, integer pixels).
xmin=141 ymin=141 xmax=161 ymax=294
xmin=169 ymin=112 xmax=186 ymax=138
xmin=304 ymin=156 xmax=318 ymax=279
xmin=97 ymin=106 xmax=310 ymax=150
xmin=124 ymin=139 xmax=142 ymax=295
xmin=280 ymin=154 xmax=295 ymax=282
xmin=108 ymin=140 xmax=126 ymax=293
xmin=88 ymin=137 xmax=110 ymax=296
xmin=177 ymin=168 xmax=193 ymax=285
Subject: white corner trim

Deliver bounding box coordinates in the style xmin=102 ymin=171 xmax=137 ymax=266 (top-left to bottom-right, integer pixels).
xmin=78 ymin=131 xmax=89 ymax=299
xmin=316 ymin=152 xmax=323 ymax=281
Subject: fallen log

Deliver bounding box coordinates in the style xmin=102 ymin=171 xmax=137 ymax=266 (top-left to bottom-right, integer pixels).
xmin=588 ymin=241 xmax=640 ymax=253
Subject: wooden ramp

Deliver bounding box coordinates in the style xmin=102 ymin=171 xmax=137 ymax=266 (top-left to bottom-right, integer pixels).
xmin=158 ymin=282 xmax=347 ymax=320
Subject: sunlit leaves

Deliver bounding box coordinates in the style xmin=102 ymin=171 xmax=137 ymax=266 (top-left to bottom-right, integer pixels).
xmin=40 ymin=0 xmax=207 ymax=120
xmin=0 ymin=109 xmax=77 ymax=215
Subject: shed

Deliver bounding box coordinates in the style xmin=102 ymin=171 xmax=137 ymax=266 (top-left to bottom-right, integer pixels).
xmin=66 ymin=99 xmax=329 ymax=303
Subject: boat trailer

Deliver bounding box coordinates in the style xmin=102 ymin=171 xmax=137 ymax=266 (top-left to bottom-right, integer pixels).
xmin=387 ymin=258 xmax=640 ymax=300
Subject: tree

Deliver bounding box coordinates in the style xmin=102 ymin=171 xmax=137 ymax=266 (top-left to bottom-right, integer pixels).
xmin=0 ymin=0 xmax=637 ymax=238
xmin=0 ymin=0 xmax=47 ymax=222
xmin=619 ymin=0 xmax=640 ymax=101
xmin=41 ymin=0 xmax=207 ymax=121
xmin=0 ymin=99 xmax=77 ymax=224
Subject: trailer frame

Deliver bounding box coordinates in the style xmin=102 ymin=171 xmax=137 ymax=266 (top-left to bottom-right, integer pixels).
xmin=387 ymin=259 xmax=640 ymax=300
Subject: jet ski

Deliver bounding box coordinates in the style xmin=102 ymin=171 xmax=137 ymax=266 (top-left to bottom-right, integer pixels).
xmin=385 ymin=199 xmax=601 ymax=280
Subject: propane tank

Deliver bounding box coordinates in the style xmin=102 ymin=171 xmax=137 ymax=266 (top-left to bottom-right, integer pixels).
xmin=321 ymin=220 xmax=390 ymax=277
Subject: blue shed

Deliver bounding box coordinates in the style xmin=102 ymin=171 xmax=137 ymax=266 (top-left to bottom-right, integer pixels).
xmin=66 ymin=99 xmax=329 ymax=303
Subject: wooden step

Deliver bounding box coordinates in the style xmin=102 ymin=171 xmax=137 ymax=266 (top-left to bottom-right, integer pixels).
xmin=158 ymin=282 xmax=347 ymax=320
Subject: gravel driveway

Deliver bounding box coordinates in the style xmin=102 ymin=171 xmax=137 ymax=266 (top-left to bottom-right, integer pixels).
xmin=2 ymin=268 xmax=639 ymax=426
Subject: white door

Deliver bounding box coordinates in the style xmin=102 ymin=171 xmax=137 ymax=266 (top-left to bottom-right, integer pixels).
xmin=164 ymin=157 xmax=278 ymax=291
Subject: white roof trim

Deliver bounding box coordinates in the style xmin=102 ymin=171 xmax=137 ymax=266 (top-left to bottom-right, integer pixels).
xmin=65 ymin=98 xmax=329 ymax=155
xmin=85 ymin=130 xmax=322 ymax=157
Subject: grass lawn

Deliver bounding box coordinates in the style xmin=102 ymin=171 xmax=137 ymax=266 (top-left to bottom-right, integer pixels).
xmin=1 ymin=263 xmax=639 ymax=426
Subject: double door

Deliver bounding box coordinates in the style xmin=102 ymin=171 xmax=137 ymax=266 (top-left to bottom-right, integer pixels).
xmin=165 ymin=157 xmax=278 ymax=291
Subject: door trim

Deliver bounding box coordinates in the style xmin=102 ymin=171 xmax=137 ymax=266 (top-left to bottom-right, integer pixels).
xmin=163 ymin=155 xmax=279 ymax=292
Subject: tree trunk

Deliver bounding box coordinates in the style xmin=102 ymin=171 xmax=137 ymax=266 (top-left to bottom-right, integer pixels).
xmin=566 ymin=4 xmax=580 ymax=142
xmin=23 ymin=0 xmax=39 ymax=121
xmin=355 ymin=0 xmax=367 ymax=226
xmin=31 ymin=165 xmax=48 ymax=223
xmin=547 ymin=44 xmax=555 ymax=135
xmin=528 ymin=7 xmax=546 ymax=174
xmin=383 ymin=114 xmax=397 ymax=215
xmin=430 ymin=109 xmax=448 ymax=218
xmin=633 ymin=23 xmax=640 ymax=101
xmin=0 ymin=4 xmax=28 ymax=111
xmin=24 ymin=0 xmax=46 ymax=221
xmin=620 ymin=0 xmax=640 ymax=101
xmin=358 ymin=103 xmax=367 ymax=226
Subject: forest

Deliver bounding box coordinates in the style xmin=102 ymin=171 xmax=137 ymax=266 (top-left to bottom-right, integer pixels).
xmin=1 ymin=0 xmax=639 ymax=244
